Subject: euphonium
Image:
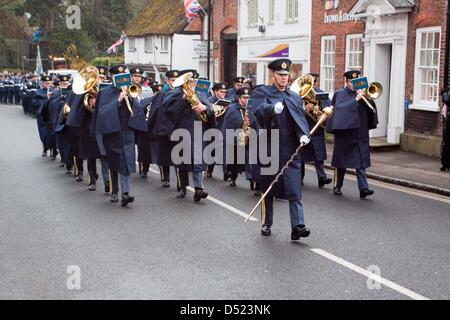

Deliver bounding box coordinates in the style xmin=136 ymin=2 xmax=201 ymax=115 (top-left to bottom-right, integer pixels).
xmin=172 ymin=72 xmax=208 ymax=122
xmin=290 ymin=74 xmax=323 ymax=120
xmin=72 ymin=65 xmax=99 ymax=113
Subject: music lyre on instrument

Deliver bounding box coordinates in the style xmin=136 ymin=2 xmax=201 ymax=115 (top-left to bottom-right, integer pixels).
xmin=243 ymin=106 xmax=334 ymax=223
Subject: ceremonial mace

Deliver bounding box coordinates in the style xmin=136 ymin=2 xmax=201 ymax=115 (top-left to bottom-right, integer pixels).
xmin=244 ymin=106 xmax=334 ymax=223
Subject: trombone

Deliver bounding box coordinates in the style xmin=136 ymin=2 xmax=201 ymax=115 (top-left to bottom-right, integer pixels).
xmin=359 ymin=82 xmax=382 ymax=113
xmin=121 ymin=83 xmax=141 ymax=116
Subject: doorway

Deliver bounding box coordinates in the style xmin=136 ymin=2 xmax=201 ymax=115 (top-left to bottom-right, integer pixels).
xmin=222 ymin=33 xmax=237 ymax=85
xmin=371 ymin=43 xmax=392 ymax=138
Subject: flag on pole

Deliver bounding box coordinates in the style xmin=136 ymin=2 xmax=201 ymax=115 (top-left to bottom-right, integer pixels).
xmin=184 ymin=0 xmax=205 ymax=21
xmin=106 ymin=31 xmax=127 ymax=55
xmin=35 ymin=45 xmax=44 ymax=76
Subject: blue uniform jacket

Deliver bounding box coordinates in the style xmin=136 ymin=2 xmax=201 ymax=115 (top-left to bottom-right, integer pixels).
xmin=250 ymin=85 xmax=309 ymax=200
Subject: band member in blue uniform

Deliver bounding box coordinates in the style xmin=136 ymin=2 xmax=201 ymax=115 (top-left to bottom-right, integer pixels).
xmin=225 ymin=76 xmax=245 ymax=102
xmin=300 ymin=72 xmax=332 ymax=188
xmin=326 ymin=70 xmax=378 ymax=199
xmin=91 ymin=64 xmax=147 ymax=206
xmin=32 ymin=75 xmax=53 ymax=157
xmin=147 ymin=69 xmax=180 ymax=188
xmin=221 ymin=87 xmax=253 ymax=187
xmin=206 ymin=82 xmax=231 ymax=180
xmin=250 ymin=58 xmax=312 ymax=240
xmin=164 ymin=69 xmax=215 ymax=201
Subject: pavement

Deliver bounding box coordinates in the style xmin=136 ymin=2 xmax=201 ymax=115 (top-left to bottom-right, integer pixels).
xmin=321 ymin=142 xmax=450 ymax=196
xmin=1 ymin=103 xmax=449 ymax=300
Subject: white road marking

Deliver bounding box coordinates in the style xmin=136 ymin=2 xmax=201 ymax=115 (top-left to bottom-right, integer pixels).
xmin=310 ymin=248 xmax=430 ymax=300
xmin=148 ymin=167 xmax=258 ymax=222
xmin=306 ymin=166 xmax=450 ymax=205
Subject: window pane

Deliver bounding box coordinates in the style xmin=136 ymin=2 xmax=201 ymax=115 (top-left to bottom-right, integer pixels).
xmin=434 ymin=32 xmax=440 ymax=49
xmin=427 ymin=32 xmax=434 ymax=49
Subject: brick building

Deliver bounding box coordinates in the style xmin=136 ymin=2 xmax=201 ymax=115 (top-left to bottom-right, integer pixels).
xmin=311 ymin=0 xmax=448 ymax=156
xmin=210 ymin=0 xmax=238 ymax=85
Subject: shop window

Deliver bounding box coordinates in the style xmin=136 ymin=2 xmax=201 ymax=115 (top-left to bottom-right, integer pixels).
xmin=412 ymin=27 xmax=441 ymax=112
xmin=320 ymin=36 xmax=336 ymax=93
xmin=160 ymin=36 xmax=169 ymax=53
xmin=242 ymin=62 xmax=257 ymax=85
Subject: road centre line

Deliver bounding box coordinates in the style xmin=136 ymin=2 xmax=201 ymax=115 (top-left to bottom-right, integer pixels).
xmin=310 ymin=248 xmax=430 ymax=300
xmin=148 ymin=167 xmax=258 ymax=222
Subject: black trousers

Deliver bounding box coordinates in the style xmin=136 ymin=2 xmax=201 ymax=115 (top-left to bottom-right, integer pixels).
xmin=159 ymin=165 xmax=170 ymax=182
xmin=87 ymin=158 xmax=98 ymax=184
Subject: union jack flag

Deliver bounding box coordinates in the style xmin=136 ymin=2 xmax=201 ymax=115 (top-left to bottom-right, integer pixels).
xmin=106 ymin=31 xmax=127 ymax=55
xmin=184 ymin=0 xmax=204 ymax=21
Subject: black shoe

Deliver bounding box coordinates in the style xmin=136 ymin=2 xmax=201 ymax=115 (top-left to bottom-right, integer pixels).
xmin=177 ymin=189 xmax=186 ymax=199
xmin=110 ymin=193 xmax=119 ymax=203
xmin=254 ymin=190 xmax=261 ymax=196
xmin=121 ymin=194 xmax=135 ymax=207
xmin=291 ymin=225 xmax=310 ymax=240
xmin=440 ymin=166 xmax=450 ymax=172
xmin=333 ymin=187 xmax=342 ymax=196
xmin=318 ymin=177 xmax=332 ymax=188
xmin=206 ymin=171 xmax=213 ymax=178
xmin=88 ymin=183 xmax=96 ymax=191
xmin=261 ymin=225 xmax=271 ymax=236
xmin=250 ymin=181 xmax=255 ymax=191
xmin=162 ymin=181 xmax=170 ymax=188
xmin=66 ymin=169 xmax=72 ymax=175
xmin=59 ymin=160 xmax=65 ymax=168
xmin=194 ymin=189 xmax=208 ymax=202
xmin=360 ymin=189 xmax=374 ymax=199
xmin=141 ymin=172 xmax=148 ymax=179
xmin=223 ymin=172 xmax=231 ymax=182
xmin=76 ymin=174 xmax=83 ymax=182
xmin=230 ymin=180 xmax=236 ymax=187
xmin=41 ymin=151 xmax=47 ymax=157
xmin=104 ymin=181 xmax=110 ymax=194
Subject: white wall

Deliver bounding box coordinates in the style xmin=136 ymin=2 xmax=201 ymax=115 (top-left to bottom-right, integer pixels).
xmin=125 ymin=36 xmax=171 ymax=67
xmin=237 ymin=0 xmax=312 ymax=84
xmin=172 ymin=33 xmax=201 ymax=72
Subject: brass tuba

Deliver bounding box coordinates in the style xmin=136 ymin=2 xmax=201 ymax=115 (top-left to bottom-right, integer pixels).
xmin=72 ymin=65 xmax=99 ymax=113
xmin=172 ymin=72 xmax=208 ymax=122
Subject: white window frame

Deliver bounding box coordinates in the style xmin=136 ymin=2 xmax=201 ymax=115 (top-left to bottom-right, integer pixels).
xmin=248 ymin=0 xmax=258 ymax=28
xmin=145 ymin=36 xmax=153 ymax=53
xmin=268 ymin=0 xmax=275 ymax=25
xmin=160 ymin=36 xmax=169 ymax=53
xmin=320 ymin=35 xmax=336 ymax=93
xmin=128 ymin=38 xmax=136 ymax=52
xmin=345 ymin=34 xmax=363 ymax=72
xmin=285 ymin=0 xmax=298 ymax=24
xmin=411 ymin=26 xmax=441 ymax=112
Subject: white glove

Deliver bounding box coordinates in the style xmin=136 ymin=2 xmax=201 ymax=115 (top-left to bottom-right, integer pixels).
xmin=274 ymin=102 xmax=284 ymax=114
xmin=300 ymin=135 xmax=310 ymax=145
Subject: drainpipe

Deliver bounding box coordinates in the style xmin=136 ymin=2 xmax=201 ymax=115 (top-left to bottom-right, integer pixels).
xmin=444 ymin=0 xmax=450 ymax=91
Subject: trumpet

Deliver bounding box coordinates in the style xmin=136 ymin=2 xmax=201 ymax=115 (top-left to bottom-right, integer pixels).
xmin=172 ymin=72 xmax=208 ymax=122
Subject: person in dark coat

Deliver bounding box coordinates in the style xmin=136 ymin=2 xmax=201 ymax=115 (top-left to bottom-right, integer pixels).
xmin=225 ymin=76 xmax=245 ymax=102
xmin=250 ymin=58 xmax=312 ymax=241
xmin=55 ymin=82 xmax=75 ymax=175
xmin=39 ymin=80 xmax=61 ymax=161
xmin=221 ymin=87 xmax=253 ymax=187
xmin=33 ymin=75 xmax=53 ymax=157
xmin=326 ymin=70 xmax=378 ymax=199
xmin=91 ymin=64 xmax=147 ymax=206
xmin=300 ymin=73 xmax=332 ymax=188
xmin=206 ymin=82 xmax=231 ymax=180
xmin=146 ymin=70 xmax=180 ymax=188
xmin=165 ymin=69 xmax=216 ymax=201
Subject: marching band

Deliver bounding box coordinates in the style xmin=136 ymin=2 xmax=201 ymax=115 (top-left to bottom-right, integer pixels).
xmin=4 ymin=57 xmax=379 ymax=240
